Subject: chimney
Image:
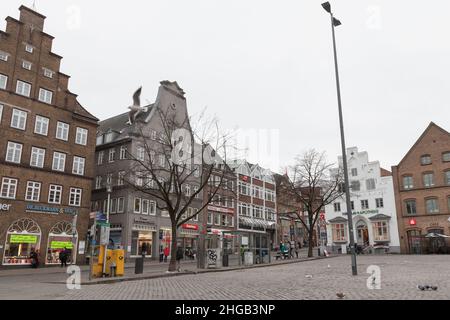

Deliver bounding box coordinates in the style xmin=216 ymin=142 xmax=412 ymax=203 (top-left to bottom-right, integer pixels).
xmin=19 ymin=5 xmax=46 ymax=31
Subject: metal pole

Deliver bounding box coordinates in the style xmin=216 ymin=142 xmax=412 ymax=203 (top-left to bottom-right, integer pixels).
xmin=89 ymin=214 xmax=96 ymax=281
xmin=102 ymin=191 xmax=111 ymax=277
xmin=330 ymin=13 xmax=358 ymax=275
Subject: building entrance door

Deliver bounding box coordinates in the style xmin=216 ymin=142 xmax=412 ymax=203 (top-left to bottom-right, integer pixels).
xmin=356 ymin=223 xmax=369 ymax=246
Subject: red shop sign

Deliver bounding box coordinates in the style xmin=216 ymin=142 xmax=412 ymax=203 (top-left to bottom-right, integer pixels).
xmin=182 ymin=224 xmax=199 ymax=231
xmin=409 ymin=218 xmax=417 ymax=226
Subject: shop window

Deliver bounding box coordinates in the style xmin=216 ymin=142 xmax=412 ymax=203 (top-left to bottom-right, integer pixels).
xmin=373 ymin=221 xmax=389 ymax=241
xmin=332 ymin=223 xmax=346 ymax=242
xmin=46 ymin=222 xmax=77 ymax=265
xmin=131 ymin=230 xmax=152 ymax=257
xmin=3 ymin=218 xmax=41 ymax=265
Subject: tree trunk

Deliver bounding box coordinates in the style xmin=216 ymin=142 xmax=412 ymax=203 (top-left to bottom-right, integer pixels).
xmin=168 ymin=224 xmax=178 ymax=272
xmin=307 ymin=221 xmax=314 ymax=258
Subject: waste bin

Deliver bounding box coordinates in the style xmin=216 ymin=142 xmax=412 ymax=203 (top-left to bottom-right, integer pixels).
xmin=244 ymin=251 xmax=253 ymax=266
xmin=135 ymin=257 xmax=144 ymax=274
xmin=112 ymin=250 xmax=125 ymax=276
xmin=223 ymin=254 xmax=229 ymax=267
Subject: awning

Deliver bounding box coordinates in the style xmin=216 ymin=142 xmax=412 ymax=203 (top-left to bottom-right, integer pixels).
xmin=425 ymin=233 xmax=450 ymax=238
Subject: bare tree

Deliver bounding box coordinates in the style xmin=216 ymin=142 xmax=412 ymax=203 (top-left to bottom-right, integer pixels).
xmin=124 ymin=104 xmax=232 ymax=272
xmin=282 ymin=149 xmax=344 ymax=257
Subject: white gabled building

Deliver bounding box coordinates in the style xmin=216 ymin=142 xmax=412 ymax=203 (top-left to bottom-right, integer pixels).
xmin=325 ymin=147 xmax=400 ymax=254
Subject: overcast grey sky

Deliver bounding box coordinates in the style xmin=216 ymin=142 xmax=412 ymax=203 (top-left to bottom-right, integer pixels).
xmin=3 ymin=0 xmax=450 ymax=173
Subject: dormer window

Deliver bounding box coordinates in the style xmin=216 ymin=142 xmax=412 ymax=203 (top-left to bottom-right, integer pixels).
xmin=22 ymin=61 xmax=32 ymax=70
xmin=25 ymin=44 xmax=34 ymax=53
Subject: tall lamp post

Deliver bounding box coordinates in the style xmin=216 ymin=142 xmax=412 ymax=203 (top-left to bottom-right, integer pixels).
xmin=102 ymin=183 xmax=112 ymax=277
xmin=321 ymin=1 xmax=357 ymax=276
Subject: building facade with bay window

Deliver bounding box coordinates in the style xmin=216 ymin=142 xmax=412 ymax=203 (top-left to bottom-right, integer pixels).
xmin=92 ymin=81 xmax=202 ymax=261
xmin=325 ymin=147 xmax=400 ymax=254
xmin=0 ymin=6 xmax=98 ymax=266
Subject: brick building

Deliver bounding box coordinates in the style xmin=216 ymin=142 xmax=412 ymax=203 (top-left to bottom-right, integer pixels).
xmin=0 ymin=6 xmax=98 ymax=266
xmin=392 ymin=122 xmax=450 ymax=254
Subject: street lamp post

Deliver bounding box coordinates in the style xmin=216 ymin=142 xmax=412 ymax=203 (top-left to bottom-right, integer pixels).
xmin=102 ymin=184 xmax=112 ymax=277
xmin=322 ymin=1 xmax=358 ymax=276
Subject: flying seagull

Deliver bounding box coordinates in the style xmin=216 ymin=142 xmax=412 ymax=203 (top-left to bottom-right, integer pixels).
xmin=128 ymin=87 xmax=146 ymax=124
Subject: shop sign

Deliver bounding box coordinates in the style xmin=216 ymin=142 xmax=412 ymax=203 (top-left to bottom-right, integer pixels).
xmin=10 ymin=235 xmax=38 ymax=244
xmin=207 ymin=205 xmax=234 ymax=214
xmin=0 ymin=203 xmax=12 ymax=212
xmin=134 ymin=216 xmax=153 ymax=224
xmin=409 ymin=218 xmax=417 ymax=226
xmin=50 ymin=241 xmax=74 ymax=249
xmin=343 ymin=209 xmax=379 ymax=216
xmin=182 ymin=224 xmax=199 ymax=231
xmin=26 ymin=204 xmax=79 ymax=215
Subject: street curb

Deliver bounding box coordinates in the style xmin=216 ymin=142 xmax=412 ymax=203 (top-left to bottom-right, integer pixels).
xmin=81 ymin=255 xmax=338 ymax=286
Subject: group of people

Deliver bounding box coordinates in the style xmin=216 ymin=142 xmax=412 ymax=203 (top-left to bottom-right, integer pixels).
xmin=279 ymin=240 xmax=302 ymax=259
xmin=29 ymin=247 xmax=71 ymax=269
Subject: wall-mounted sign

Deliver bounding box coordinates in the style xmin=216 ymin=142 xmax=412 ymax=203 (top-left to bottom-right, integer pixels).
xmin=343 ymin=209 xmax=379 ymax=216
xmin=26 ymin=204 xmax=79 ymax=215
xmin=10 ymin=235 xmax=38 ymax=244
xmin=409 ymin=218 xmax=417 ymax=226
xmin=78 ymin=241 xmax=85 ymax=254
xmin=207 ymin=205 xmax=235 ymax=214
xmin=182 ymin=224 xmax=199 ymax=231
xmin=0 ymin=204 xmax=12 ymax=212
xmin=50 ymin=241 xmax=74 ymax=249
xmin=134 ymin=216 xmax=153 ymax=224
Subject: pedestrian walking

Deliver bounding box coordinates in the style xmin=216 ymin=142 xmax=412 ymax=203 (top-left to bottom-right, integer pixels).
xmin=30 ymin=249 xmax=39 ymax=269
xmin=176 ymin=246 xmax=184 ymax=272
xmin=159 ymin=246 xmax=164 ymax=263
xmin=164 ymin=247 xmax=170 ymax=262
xmin=59 ymin=248 xmax=68 ymax=267
xmin=295 ymin=242 xmax=299 ymax=258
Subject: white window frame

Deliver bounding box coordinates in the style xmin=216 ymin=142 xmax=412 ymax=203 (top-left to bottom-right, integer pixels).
xmin=149 ymin=200 xmax=156 ymax=216
xmin=34 ymin=116 xmax=49 ymax=136
xmin=48 ymin=184 xmax=63 ymax=204
xmin=137 ymin=146 xmax=145 ymax=161
xmin=69 ymin=188 xmax=82 ymax=207
xmin=75 ymin=127 xmax=88 ymax=146
xmin=72 ymin=156 xmax=86 ymax=176
xmin=118 ymin=171 xmax=125 ymax=186
xmin=1 ymin=178 xmax=18 ymax=199
xmin=0 ymin=74 xmax=7 ymax=90
xmin=120 ymin=146 xmax=127 ymax=160
xmin=56 ymin=122 xmax=70 ymax=141
xmin=22 ymin=60 xmax=32 ymax=70
xmin=38 ymin=88 xmax=53 ymax=104
xmin=142 ymin=199 xmax=150 ymax=215
xmin=43 ymin=68 xmax=53 ymax=78
xmin=52 ymin=152 xmax=66 ymax=172
xmin=11 ymin=109 xmax=27 ymax=130
xmin=0 ymin=105 xmax=3 ymax=123
xmin=97 ymin=151 xmax=104 ymax=165
xmin=134 ymin=198 xmax=142 ymax=214
xmin=16 ymin=80 xmax=31 ymax=97
xmin=0 ymin=51 xmax=8 ymax=61
xmin=6 ymin=142 xmax=23 ymax=163
xmin=30 ymin=147 xmax=45 ymax=168
xmin=26 ymin=181 xmax=41 ymax=202
xmin=25 ymin=44 xmax=34 ymax=53
xmin=117 ymin=197 xmax=125 ymax=213
xmin=108 ymin=148 xmax=115 ymax=163
xmin=95 ymin=176 xmax=102 ymax=190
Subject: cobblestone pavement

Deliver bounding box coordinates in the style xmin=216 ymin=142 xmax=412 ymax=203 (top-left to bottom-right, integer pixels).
xmin=58 ymin=255 xmax=450 ymax=300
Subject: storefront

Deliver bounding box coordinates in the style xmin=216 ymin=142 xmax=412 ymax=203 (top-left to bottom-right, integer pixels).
xmin=179 ymin=224 xmax=199 ymax=259
xmin=109 ymin=224 xmax=123 ymax=249
xmin=3 ymin=218 xmax=42 ymax=265
xmin=131 ymin=218 xmax=157 ymax=258
xmin=159 ymin=228 xmax=172 ymax=260
xmin=45 ymin=221 xmax=78 ymax=265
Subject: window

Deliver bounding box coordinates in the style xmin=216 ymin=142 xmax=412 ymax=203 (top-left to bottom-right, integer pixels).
xmin=193 ymin=186 xmax=199 ymax=198
xmin=194 ymin=166 xmax=200 ymax=178
xmin=142 ymin=199 xmax=150 ymax=215
xmin=150 ymin=130 xmax=157 ymax=140
xmin=214 ymin=213 xmax=221 ymax=226
xmin=52 ymin=152 xmax=66 ymax=172
xmin=361 ymin=200 xmax=369 ymax=210
xmin=426 ymin=198 xmax=439 ymax=214
xmin=238 ymin=181 xmax=251 ymax=196
xmin=72 ymin=157 xmax=85 ymax=175
xmin=43 ymin=68 xmax=53 ymax=78
xmin=95 ymin=176 xmax=102 ymax=190
xmin=48 ymin=185 xmax=63 ymax=204
xmin=443 ymin=152 xmax=450 ymax=162
xmin=34 ymin=116 xmax=49 ymax=136
xmin=134 ymin=198 xmax=141 ymax=213
xmin=96 ymin=135 xmax=103 ymax=146
xmin=159 ymin=155 xmax=165 ymax=167
xmin=110 ymin=198 xmax=117 ymax=214
xmin=25 ymin=44 xmax=33 ymax=53
xmin=403 ymin=176 xmax=414 ymax=189
xmin=351 ymin=168 xmax=358 ymax=177
xmin=239 ymin=202 xmax=252 ymax=216
xmin=0 ymin=74 xmax=7 ymax=89
xmin=6 ymin=142 xmax=23 ymax=163
xmin=30 ymin=147 xmax=45 ymax=168
xmin=56 ymin=122 xmax=69 ymax=141
xmin=97 ymin=151 xmax=104 ymax=165
xmin=1 ymin=178 xmax=18 ymax=199
xmin=253 ymin=205 xmax=263 ymax=219
xmin=137 ymin=147 xmax=145 ymax=161
xmin=373 ymin=221 xmax=389 ymax=241
xmin=405 ymin=200 xmax=417 ymax=215
xmin=118 ymin=171 xmax=125 ymax=186
xmin=149 ymin=201 xmax=156 ymax=215
xmin=350 ymin=180 xmax=360 ymax=191
xmin=16 ymin=80 xmax=31 ymax=97
xmin=332 ymin=223 xmax=346 ymax=242
xmin=421 ymin=155 xmax=432 ymax=165
xmin=423 ymin=173 xmax=434 ymax=187
xmin=108 ymin=149 xmax=115 ymax=163
xmin=265 ymin=189 xmax=275 ymax=202
xmin=69 ymin=188 xmax=82 ymax=207
xmin=253 ymin=186 xmax=263 ymax=199
xmin=26 ymin=181 xmax=41 ymax=202
xmin=375 ymin=198 xmax=384 ymax=208
xmin=366 ymin=179 xmax=376 ymax=190
xmin=22 ymin=61 xmax=32 ymax=70
xmin=11 ymin=109 xmax=27 ymax=130
xmin=445 ymin=171 xmax=450 ymax=186
xmin=334 ymin=203 xmax=341 ymax=212
xmin=207 ymin=212 xmax=213 ymax=225
xmin=106 ymin=173 xmax=113 ymax=186
xmin=135 ymin=172 xmax=143 ymax=187
xmin=117 ymin=198 xmax=125 ymax=213
xmin=120 ymin=146 xmax=128 ymax=160
xmin=75 ymin=128 xmax=88 ymax=145
xmin=0 ymin=51 xmax=8 ymax=61
xmin=185 ymin=185 xmax=191 ymax=197
xmin=351 ymin=201 xmax=355 ymax=210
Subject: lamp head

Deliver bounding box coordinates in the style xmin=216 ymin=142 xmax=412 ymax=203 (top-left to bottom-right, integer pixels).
xmin=322 ymin=2 xmax=331 ymax=13
xmin=333 ymin=17 xmax=342 ymax=27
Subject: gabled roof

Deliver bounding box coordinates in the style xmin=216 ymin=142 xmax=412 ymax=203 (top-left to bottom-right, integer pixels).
xmin=74 ymin=100 xmax=99 ymax=123
xmin=328 ymin=216 xmax=348 ymax=223
xmin=396 ymin=122 xmax=450 ymax=167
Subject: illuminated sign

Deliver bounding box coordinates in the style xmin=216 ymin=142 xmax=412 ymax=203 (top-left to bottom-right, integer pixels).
xmin=207 ymin=205 xmax=235 ymax=214
xmin=50 ymin=241 xmax=74 ymax=249
xmin=410 ymin=218 xmax=417 ymax=226
xmin=182 ymin=224 xmax=199 ymax=231
xmin=10 ymin=235 xmax=38 ymax=244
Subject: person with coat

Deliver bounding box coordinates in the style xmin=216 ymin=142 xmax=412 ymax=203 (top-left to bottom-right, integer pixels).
xmin=163 ymin=247 xmax=170 ymax=262
xmin=30 ymin=249 xmax=39 ymax=269
xmin=176 ymin=246 xmax=184 ymax=272
xmin=59 ymin=248 xmax=68 ymax=267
